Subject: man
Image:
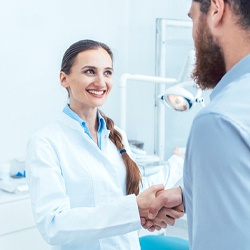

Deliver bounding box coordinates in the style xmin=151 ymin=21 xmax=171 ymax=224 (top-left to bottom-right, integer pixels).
xmin=148 ymin=0 xmax=250 ymax=249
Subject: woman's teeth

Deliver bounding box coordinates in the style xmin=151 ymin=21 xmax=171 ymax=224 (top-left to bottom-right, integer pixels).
xmin=88 ymin=90 xmax=104 ymax=95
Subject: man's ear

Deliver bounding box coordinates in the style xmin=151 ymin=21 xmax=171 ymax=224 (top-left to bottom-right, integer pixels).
xmin=209 ymin=0 xmax=225 ymax=27
xmin=60 ymin=72 xmax=69 ymax=88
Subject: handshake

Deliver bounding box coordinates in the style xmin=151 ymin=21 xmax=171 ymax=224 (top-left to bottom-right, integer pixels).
xmin=136 ymin=185 xmax=184 ymax=231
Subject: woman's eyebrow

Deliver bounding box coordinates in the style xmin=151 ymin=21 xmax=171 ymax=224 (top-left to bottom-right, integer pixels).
xmin=105 ymin=67 xmax=114 ymax=71
xmin=81 ymin=66 xmax=97 ymax=69
xmin=81 ymin=66 xmax=113 ymax=71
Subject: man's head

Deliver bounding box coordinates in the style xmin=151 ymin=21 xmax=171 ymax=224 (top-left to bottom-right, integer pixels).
xmin=189 ymin=0 xmax=250 ymax=90
xmin=193 ymin=0 xmax=250 ymax=30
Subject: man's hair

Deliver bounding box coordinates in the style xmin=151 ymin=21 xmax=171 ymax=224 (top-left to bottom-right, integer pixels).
xmin=193 ymin=0 xmax=250 ymax=29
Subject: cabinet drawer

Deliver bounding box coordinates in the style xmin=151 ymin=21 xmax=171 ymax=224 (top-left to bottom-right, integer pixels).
xmin=0 ymin=198 xmax=35 ymax=236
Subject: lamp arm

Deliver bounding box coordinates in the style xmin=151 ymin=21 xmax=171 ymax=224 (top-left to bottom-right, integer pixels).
xmin=119 ymin=73 xmax=178 ymax=130
xmin=119 ymin=73 xmax=178 ymax=159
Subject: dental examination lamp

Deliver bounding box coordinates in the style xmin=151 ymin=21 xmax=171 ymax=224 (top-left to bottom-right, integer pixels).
xmin=158 ymin=49 xmax=205 ymax=111
xmin=119 ymin=73 xmax=205 ymax=160
xmin=159 ymin=81 xmax=205 ymax=111
xmin=119 ymin=74 xmax=205 ymax=130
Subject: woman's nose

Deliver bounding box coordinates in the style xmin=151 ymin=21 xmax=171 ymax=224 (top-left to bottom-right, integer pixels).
xmin=95 ymin=74 xmax=106 ymax=87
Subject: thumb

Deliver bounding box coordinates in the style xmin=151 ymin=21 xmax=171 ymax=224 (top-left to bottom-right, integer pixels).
xmin=141 ymin=184 xmax=164 ymax=198
xmin=148 ymin=192 xmax=168 ymax=219
xmin=136 ymin=184 xmax=165 ymax=218
xmin=148 ymin=184 xmax=165 ymax=196
xmin=148 ymin=188 xmax=183 ymax=219
xmin=174 ymin=203 xmax=184 ymax=212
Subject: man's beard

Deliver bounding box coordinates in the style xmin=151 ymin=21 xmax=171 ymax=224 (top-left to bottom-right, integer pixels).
xmin=192 ymin=15 xmax=226 ymax=90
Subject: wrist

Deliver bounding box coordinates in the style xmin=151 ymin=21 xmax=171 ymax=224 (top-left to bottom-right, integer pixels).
xmin=136 ymin=195 xmax=147 ymax=217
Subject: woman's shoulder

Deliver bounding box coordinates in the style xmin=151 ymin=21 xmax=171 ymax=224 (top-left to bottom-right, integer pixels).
xmin=29 ymin=111 xmax=78 ymax=140
xmin=29 ymin=121 xmax=63 ymax=142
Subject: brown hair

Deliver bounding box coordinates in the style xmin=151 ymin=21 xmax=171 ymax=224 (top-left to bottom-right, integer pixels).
xmin=61 ymin=39 xmax=142 ymax=195
xmin=99 ymin=111 xmax=142 ymax=195
xmin=193 ymin=0 xmax=250 ymax=30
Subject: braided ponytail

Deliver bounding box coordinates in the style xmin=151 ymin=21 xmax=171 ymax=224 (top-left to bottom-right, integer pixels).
xmin=99 ymin=110 xmax=142 ymax=195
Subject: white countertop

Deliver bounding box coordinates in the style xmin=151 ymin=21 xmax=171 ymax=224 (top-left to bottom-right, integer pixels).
xmin=0 ymin=178 xmax=29 ymax=205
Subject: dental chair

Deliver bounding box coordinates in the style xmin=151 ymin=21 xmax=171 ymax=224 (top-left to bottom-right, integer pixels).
xmin=139 ymin=235 xmax=189 ymax=250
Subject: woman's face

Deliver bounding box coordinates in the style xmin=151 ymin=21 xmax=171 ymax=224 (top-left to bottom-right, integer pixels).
xmin=61 ymin=48 xmax=113 ymax=113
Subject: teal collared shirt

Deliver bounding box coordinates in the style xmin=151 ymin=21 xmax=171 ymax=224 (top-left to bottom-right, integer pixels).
xmin=63 ymin=105 xmax=108 ymax=149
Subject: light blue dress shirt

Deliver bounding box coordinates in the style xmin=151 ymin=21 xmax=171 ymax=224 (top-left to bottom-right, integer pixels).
xmin=183 ymin=54 xmax=250 ymax=249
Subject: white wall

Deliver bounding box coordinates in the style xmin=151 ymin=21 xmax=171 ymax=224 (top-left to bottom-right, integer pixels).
xmin=0 ymin=0 xmax=207 ymax=166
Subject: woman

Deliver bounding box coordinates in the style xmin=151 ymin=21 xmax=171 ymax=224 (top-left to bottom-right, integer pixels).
xmin=25 ymin=39 xmax=184 ymax=250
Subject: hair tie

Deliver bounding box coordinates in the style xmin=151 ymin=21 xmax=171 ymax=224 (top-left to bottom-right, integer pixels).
xmin=120 ymin=149 xmax=126 ymax=154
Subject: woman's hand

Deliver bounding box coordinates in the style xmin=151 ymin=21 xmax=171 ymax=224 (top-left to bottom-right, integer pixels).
xmin=136 ymin=184 xmax=164 ymax=218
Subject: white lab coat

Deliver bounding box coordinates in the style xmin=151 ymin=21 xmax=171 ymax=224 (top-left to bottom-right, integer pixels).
xmin=25 ymin=112 xmax=183 ymax=250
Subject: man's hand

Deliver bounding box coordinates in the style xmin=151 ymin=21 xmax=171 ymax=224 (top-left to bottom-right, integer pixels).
xmin=140 ymin=187 xmax=184 ymax=231
xmin=138 ymin=186 xmax=184 ymax=231
xmin=136 ymin=184 xmax=164 ymax=218
xmin=148 ymin=187 xmax=184 ymax=220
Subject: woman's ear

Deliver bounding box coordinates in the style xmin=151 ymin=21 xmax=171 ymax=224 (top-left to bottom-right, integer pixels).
xmin=60 ymin=71 xmax=69 ymax=88
xmin=209 ymin=0 xmax=225 ymax=27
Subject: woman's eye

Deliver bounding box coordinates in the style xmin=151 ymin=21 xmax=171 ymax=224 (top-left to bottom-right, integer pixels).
xmin=105 ymin=70 xmax=113 ymax=76
xmin=85 ymin=69 xmax=94 ymax=74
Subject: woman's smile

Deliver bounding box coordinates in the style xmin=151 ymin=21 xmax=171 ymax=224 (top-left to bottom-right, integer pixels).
xmin=87 ymin=89 xmax=106 ymax=97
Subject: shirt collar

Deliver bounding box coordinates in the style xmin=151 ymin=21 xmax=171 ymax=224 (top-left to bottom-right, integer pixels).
xmin=97 ymin=111 xmax=106 ymax=132
xmin=210 ymin=54 xmax=250 ymax=100
xmin=63 ymin=104 xmax=106 ymax=133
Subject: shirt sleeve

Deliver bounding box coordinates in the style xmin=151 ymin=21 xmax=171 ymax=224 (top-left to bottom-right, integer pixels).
xmin=183 ymin=113 xmax=250 ymax=249
xmin=25 ymin=133 xmax=141 ymax=246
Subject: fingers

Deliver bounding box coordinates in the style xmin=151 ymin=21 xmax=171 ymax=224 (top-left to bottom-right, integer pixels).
xmin=142 ymin=223 xmax=159 ymax=232
xmin=142 ymin=207 xmax=183 ymax=232
xmin=154 ymin=225 xmax=162 ymax=231
xmin=138 ymin=186 xmax=183 ymax=232
xmin=148 ymin=193 xmax=172 ymax=219
xmin=136 ymin=184 xmax=165 ymax=218
xmin=175 ymin=203 xmax=185 ymax=213
xmin=156 ymin=189 xmax=164 ymax=197
xmin=140 ymin=217 xmax=146 ymax=226
xmin=147 ymin=184 xmax=165 ymax=195
xmin=153 ymin=207 xmax=176 ymax=227
xmin=148 ymin=226 xmax=156 ymax=232
xmin=173 ymin=147 xmax=185 ymax=159
xmin=148 ymin=187 xmax=183 ymax=219
xmin=154 ymin=220 xmax=169 ymax=229
xmin=141 ymin=219 xmax=156 ymax=232
xmin=166 ymin=207 xmax=184 ymax=219
xmin=174 ymin=147 xmax=179 ymax=155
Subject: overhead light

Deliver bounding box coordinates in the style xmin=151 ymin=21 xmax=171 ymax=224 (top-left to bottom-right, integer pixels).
xmin=159 ymin=83 xmax=205 ymax=111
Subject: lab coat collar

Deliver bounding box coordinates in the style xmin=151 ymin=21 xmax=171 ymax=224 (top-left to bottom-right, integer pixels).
xmin=58 ymin=111 xmax=111 ymax=150
xmin=59 ymin=111 xmax=86 ymax=133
